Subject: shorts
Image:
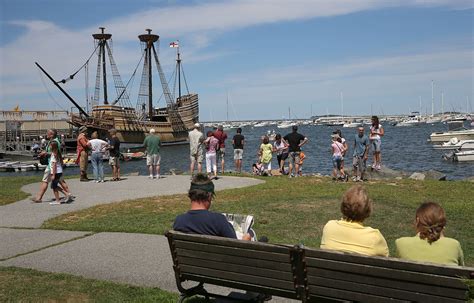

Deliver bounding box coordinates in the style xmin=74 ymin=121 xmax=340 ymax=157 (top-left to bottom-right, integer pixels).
xmin=51 ymin=173 xmax=62 ymax=190
xmin=109 ymin=156 xmax=120 ymax=167
xmin=353 ymin=155 xmax=367 ymax=171
xmin=190 ymin=149 xmax=204 ymax=163
xmin=277 ymin=152 xmax=289 ymax=164
xmin=234 ymin=149 xmax=243 ymax=160
xmin=217 ymin=148 xmax=225 ymax=158
xmin=332 ymin=156 xmax=343 ymax=170
xmin=146 ymin=153 xmax=161 ymax=166
xmin=42 ymin=167 xmax=51 ymax=183
xmin=79 ymin=150 xmax=88 ymax=170
xmin=289 ymin=151 xmax=301 ymax=164
xmin=372 ymin=139 xmax=381 ymax=152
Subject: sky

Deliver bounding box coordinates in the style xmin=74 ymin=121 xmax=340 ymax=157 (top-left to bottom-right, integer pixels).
xmin=0 ymin=0 xmax=473 ymax=121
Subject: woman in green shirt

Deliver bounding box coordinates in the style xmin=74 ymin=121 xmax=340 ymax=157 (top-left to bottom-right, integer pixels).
xmin=396 ymin=202 xmax=464 ymax=266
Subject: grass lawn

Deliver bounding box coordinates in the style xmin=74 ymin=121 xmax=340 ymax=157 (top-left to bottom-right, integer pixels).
xmin=0 ymin=176 xmax=38 ymax=206
xmin=0 ymin=266 xmax=212 ymax=302
xmin=41 ymin=176 xmax=474 ymax=266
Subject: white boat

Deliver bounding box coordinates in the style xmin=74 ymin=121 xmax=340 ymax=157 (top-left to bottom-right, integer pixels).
xmin=277 ymin=121 xmax=296 ymax=129
xmin=454 ymin=150 xmax=474 ymax=162
xmin=396 ymin=117 xmax=421 ymax=127
xmin=343 ymin=121 xmax=362 ymax=128
xmin=254 ymin=122 xmax=269 ymax=127
xmin=425 ymin=116 xmax=442 ymax=124
xmin=433 ymin=139 xmax=474 ymax=150
xmin=430 ymin=128 xmax=474 ymax=143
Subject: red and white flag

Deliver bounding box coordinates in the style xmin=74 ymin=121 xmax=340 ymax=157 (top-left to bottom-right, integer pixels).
xmin=169 ymin=41 xmax=179 ymax=48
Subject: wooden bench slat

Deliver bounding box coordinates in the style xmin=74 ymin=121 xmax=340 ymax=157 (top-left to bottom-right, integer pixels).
xmin=180 ymin=273 xmax=299 ymax=299
xmin=174 ymin=240 xmax=290 ymax=262
xmin=179 ymin=264 xmax=296 ymax=291
xmin=308 ymin=286 xmax=410 ymax=303
xmin=168 ymin=231 xmax=291 ymax=253
xmin=178 ymin=256 xmax=294 ymax=281
xmin=307 ymin=275 xmax=465 ymax=303
xmin=176 ymin=248 xmax=292 ymax=271
xmin=308 ymin=267 xmax=468 ymax=300
xmin=305 ymin=248 xmax=474 ymax=278
xmin=305 ymin=257 xmax=467 ymax=289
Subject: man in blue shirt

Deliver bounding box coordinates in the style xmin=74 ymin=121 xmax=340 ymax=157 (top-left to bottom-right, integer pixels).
xmin=173 ymin=174 xmax=241 ymax=239
xmin=352 ymin=127 xmax=370 ymax=182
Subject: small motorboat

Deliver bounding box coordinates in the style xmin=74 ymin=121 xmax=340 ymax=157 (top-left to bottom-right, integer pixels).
xmin=433 ymin=139 xmax=474 ymax=150
xmin=343 ymin=121 xmax=363 ymax=128
xmin=121 ymin=151 xmax=145 ymax=161
xmin=453 ymin=150 xmax=474 ymax=162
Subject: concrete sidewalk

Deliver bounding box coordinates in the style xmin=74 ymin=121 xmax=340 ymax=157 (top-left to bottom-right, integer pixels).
xmin=0 ymin=175 xmax=264 ymax=228
xmin=1 ymin=175 xmax=298 ymax=302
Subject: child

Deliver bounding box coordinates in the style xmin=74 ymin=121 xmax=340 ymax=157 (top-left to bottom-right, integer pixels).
xmin=331 ymin=134 xmax=348 ymax=181
xmin=252 ymin=161 xmax=265 ymax=176
xmin=204 ymin=131 xmax=219 ymax=180
xmin=298 ymin=151 xmax=306 ymax=176
xmin=259 ymin=136 xmax=273 ymax=175
xmin=49 ymin=141 xmax=67 ymax=205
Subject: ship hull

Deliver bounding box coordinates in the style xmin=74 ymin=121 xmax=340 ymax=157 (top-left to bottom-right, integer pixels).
xmin=69 ymin=93 xmax=199 ymax=144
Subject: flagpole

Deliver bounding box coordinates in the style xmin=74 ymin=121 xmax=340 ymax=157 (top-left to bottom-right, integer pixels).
xmin=177 ymin=40 xmax=181 ymax=100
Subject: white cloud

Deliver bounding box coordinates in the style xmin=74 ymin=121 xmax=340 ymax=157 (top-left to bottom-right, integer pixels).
xmin=0 ymin=0 xmax=472 ymax=112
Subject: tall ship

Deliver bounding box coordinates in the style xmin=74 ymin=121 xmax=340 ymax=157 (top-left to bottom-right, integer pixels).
xmin=36 ymin=28 xmax=199 ymax=144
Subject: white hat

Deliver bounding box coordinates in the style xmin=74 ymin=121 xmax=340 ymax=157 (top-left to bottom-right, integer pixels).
xmin=150 ymin=128 xmax=156 ymax=134
xmin=194 ymin=123 xmax=200 ymax=128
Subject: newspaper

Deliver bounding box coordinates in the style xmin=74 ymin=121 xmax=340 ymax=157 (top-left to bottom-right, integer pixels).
xmin=222 ymin=213 xmax=255 ymax=240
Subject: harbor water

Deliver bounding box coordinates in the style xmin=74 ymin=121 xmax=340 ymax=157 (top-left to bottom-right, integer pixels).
xmin=1 ymin=123 xmax=472 ymax=180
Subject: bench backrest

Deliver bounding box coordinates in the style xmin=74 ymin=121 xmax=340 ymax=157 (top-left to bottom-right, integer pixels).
xmin=303 ymin=247 xmax=473 ymax=303
xmin=166 ymin=230 xmax=301 ymax=300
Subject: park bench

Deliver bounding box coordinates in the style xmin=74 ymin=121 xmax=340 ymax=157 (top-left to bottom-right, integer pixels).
xmin=166 ymin=230 xmax=473 ymax=302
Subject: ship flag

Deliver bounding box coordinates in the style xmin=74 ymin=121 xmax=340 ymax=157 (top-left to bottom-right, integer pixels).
xmin=169 ymin=41 xmax=179 ymax=48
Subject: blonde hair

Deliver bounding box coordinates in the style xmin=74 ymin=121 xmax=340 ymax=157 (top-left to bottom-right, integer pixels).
xmin=340 ymin=185 xmax=372 ymax=222
xmin=91 ymin=131 xmax=98 ymax=139
xmin=415 ymin=202 xmax=446 ymax=244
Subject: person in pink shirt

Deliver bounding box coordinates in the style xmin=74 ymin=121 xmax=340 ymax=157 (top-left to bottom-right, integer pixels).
xmin=204 ymin=131 xmax=220 ymax=180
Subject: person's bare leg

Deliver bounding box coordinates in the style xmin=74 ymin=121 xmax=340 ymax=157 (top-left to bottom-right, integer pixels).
xmin=295 ymin=163 xmax=300 ymax=176
xmin=117 ymin=167 xmax=120 ymax=180
xmin=190 ymin=159 xmax=195 ymax=175
xmin=289 ymin=162 xmax=293 ymax=176
xmin=53 ymin=189 xmax=60 ymax=202
xmin=148 ymin=165 xmax=153 ymax=177
xmin=221 ymin=157 xmax=225 ymax=174
xmin=156 ymin=165 xmax=160 ymax=177
xmin=35 ymin=182 xmax=48 ymax=201
xmin=197 ymin=162 xmax=202 ymax=173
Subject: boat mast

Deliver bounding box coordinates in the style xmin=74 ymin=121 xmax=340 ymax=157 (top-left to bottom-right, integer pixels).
xmin=92 ymin=27 xmax=112 ymax=105
xmin=226 ymin=90 xmax=229 ymax=122
xmin=431 ymin=80 xmax=434 ymax=116
xmin=176 ymin=41 xmax=182 ymax=100
xmin=138 ymin=29 xmax=159 ymax=119
xmin=340 ymin=91 xmax=344 ymax=122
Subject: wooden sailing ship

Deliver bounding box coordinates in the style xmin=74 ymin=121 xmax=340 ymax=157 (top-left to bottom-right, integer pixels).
xmin=36 ymin=28 xmax=199 ymax=144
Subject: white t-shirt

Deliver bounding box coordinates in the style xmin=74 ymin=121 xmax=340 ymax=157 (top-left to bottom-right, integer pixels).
xmin=273 ymin=140 xmax=287 ymax=155
xmin=370 ymin=124 xmax=383 ymax=140
xmin=49 ymin=153 xmax=63 ymax=174
xmin=89 ymin=139 xmax=108 ymax=153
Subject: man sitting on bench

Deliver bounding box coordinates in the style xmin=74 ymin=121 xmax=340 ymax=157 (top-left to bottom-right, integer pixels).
xmin=173 ymin=173 xmax=251 ymax=240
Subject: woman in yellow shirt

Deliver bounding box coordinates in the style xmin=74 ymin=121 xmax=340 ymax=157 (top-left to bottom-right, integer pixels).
xmin=396 ymin=202 xmax=464 ymax=266
xmin=320 ymin=185 xmax=389 ymax=257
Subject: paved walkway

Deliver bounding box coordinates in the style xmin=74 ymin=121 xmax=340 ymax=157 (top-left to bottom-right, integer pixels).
xmin=0 ymin=175 xmax=296 ymax=302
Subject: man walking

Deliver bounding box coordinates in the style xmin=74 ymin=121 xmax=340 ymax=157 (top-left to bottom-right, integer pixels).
xmin=189 ymin=123 xmax=204 ymax=176
xmin=76 ymin=126 xmax=90 ymax=181
xmin=108 ymin=129 xmax=121 ymax=181
xmin=283 ymin=125 xmax=308 ymax=177
xmin=213 ymin=125 xmax=228 ymax=174
xmin=232 ymin=128 xmax=244 ymax=173
xmin=143 ymin=128 xmax=161 ymax=179
xmin=352 ymin=126 xmax=370 ymax=182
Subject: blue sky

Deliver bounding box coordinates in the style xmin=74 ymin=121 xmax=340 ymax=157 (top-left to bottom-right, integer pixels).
xmin=1 ymin=0 xmax=472 ymax=120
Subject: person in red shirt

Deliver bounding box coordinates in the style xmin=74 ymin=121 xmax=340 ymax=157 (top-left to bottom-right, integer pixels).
xmin=213 ymin=125 xmax=228 ymax=174
xmin=76 ymin=126 xmax=91 ymax=181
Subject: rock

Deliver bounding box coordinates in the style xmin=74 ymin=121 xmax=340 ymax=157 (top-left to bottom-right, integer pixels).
xmin=409 ymin=172 xmax=426 ymax=181
xmin=466 ymin=176 xmax=474 ymax=182
xmin=424 ymin=170 xmax=447 ymax=181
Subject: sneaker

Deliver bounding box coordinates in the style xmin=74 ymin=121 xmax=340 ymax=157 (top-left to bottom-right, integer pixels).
xmin=149 ymin=175 xmax=153 ymax=179
xmin=65 ymin=195 xmax=73 ymax=203
xmin=352 ymin=176 xmax=357 ymax=182
xmin=376 ymin=164 xmax=382 ymax=171
xmin=356 ymin=176 xmax=362 ymax=182
xmin=154 ymin=175 xmax=160 ymax=179
xmin=99 ymin=180 xmax=104 ymax=183
xmin=95 ymin=180 xmax=100 ymax=183
xmin=49 ymin=201 xmax=61 ymax=205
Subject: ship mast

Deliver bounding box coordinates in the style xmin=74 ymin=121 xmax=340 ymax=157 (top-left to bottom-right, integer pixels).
xmin=176 ymin=42 xmax=182 ymax=100
xmin=138 ymin=29 xmax=159 ymax=119
xmin=92 ymin=27 xmax=112 ymax=105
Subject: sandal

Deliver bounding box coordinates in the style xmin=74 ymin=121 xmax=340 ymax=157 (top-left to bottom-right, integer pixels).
xmin=30 ymin=197 xmax=42 ymax=203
